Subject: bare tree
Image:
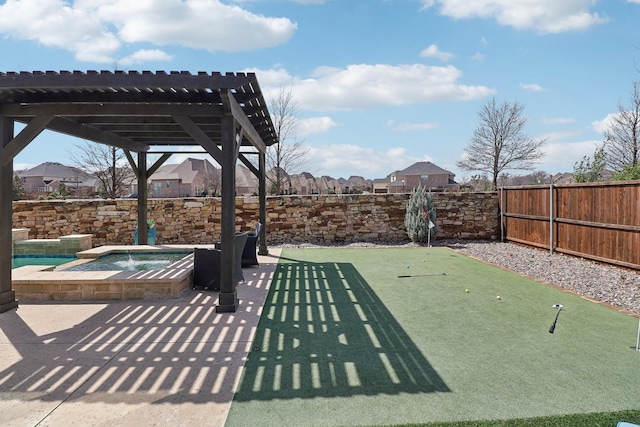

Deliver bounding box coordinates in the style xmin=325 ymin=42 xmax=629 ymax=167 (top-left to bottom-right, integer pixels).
xmin=457 ymin=98 xmax=546 ymax=190
xmin=462 ymin=174 xmax=493 ymax=191
xmin=70 ymin=142 xmax=134 ymax=199
xmin=202 ymin=163 xmax=222 ymax=196
xmin=603 ymin=81 xmax=640 ymax=172
xmin=266 ymin=87 xmax=309 ymax=195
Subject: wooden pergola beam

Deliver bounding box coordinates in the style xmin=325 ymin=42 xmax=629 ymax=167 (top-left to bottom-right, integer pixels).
xmin=1 ymin=115 xmax=53 ymax=166
xmin=221 ymin=90 xmax=266 ymax=153
xmin=172 ymin=115 xmax=223 ymax=165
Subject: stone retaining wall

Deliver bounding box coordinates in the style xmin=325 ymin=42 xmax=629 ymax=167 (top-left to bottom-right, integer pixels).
xmin=12 ymin=192 xmax=499 ymax=246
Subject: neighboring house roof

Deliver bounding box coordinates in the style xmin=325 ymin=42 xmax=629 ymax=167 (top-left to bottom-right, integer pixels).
xmin=18 ymin=162 xmax=99 ymax=189
xmin=347 ymin=176 xmax=368 ymax=185
xmin=236 ymin=164 xmax=257 ymax=189
xmin=83 ymin=177 xmax=101 ymax=187
xmin=152 ymin=164 xmax=181 ymax=181
xmin=19 ymin=162 xmax=92 ymax=180
xmin=311 ymin=176 xmax=341 ymax=193
xmin=395 ymin=161 xmax=454 ymax=176
xmin=152 ymin=158 xmax=216 ymax=184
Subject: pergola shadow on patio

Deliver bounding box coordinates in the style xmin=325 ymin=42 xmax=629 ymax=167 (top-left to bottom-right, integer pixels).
xmin=0 ymin=71 xmax=279 ymax=313
xmin=0 ymin=249 xmax=281 ymax=426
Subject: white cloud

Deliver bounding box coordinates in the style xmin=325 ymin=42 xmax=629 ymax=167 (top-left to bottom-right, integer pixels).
xmin=541 ymin=117 xmax=577 ymax=125
xmin=387 ymin=120 xmax=439 ymax=132
xmin=14 ymin=162 xmax=36 ymax=171
xmin=244 ymin=67 xmax=295 ymax=86
xmin=119 ymin=49 xmax=173 ymax=66
xmin=100 ymin=0 xmax=296 ymax=52
xmin=537 ymin=129 xmax=587 ymax=143
xmin=520 ymin=83 xmax=547 ymax=92
xmin=0 ymin=0 xmax=297 ymax=63
xmin=421 ymin=0 xmax=608 ymax=34
xmin=0 ymin=0 xmax=120 ymax=62
xmin=297 ymin=117 xmax=337 ymax=136
xmin=419 ymin=44 xmax=454 ymax=62
xmin=251 ymin=64 xmax=494 ymax=111
xmin=539 ymin=139 xmax=601 ymax=172
xmin=233 ymin=0 xmax=326 ymax=3
xmin=592 ymin=113 xmax=616 ymax=134
xmin=590 ymin=110 xmax=635 ymax=136
xmin=306 ymin=145 xmax=431 ymax=179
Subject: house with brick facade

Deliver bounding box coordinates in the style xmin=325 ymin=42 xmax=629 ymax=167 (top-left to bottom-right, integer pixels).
xmin=278 ymin=173 xmax=371 ymax=195
xmin=373 ymin=161 xmax=457 ymax=193
xmin=148 ymin=158 xmax=261 ymax=197
xmin=149 ymin=158 xmax=220 ymax=197
xmin=235 ymin=164 xmax=259 ymax=196
xmin=17 ymin=162 xmax=99 ymax=198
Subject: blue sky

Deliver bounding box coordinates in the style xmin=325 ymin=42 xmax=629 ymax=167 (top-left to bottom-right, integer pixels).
xmin=3 ymin=0 xmax=640 ymax=182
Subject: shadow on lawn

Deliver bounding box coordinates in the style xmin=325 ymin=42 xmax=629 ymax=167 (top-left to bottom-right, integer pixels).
xmin=234 ymin=259 xmax=450 ymax=401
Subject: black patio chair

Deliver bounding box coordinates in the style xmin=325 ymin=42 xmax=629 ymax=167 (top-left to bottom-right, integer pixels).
xmin=194 ymin=232 xmax=249 ymax=290
xmin=214 ymin=231 xmax=249 ymax=282
xmin=234 ymin=232 xmax=249 ymax=282
xmin=242 ymin=223 xmax=262 ymax=268
xmin=193 ymin=248 xmax=222 ymax=291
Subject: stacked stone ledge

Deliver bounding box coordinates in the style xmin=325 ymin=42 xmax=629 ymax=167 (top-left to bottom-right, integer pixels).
xmin=12 ymin=192 xmax=499 ymax=246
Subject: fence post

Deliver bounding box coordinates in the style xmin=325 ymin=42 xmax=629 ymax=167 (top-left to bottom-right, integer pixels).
xmin=500 ymin=187 xmax=504 ymax=242
xmin=549 ymin=184 xmax=554 ymax=254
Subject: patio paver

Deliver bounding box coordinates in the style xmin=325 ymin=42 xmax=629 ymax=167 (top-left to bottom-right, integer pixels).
xmin=0 ymin=249 xmax=280 ymax=427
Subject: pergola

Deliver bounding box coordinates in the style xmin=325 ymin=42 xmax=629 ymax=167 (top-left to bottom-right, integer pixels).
xmin=0 ymin=70 xmax=279 ymax=314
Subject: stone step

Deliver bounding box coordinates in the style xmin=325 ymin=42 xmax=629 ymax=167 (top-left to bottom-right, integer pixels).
xmin=12 ymin=231 xmax=93 ymax=255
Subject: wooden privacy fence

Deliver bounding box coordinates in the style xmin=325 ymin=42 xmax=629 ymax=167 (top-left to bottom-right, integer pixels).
xmin=500 ymin=181 xmax=640 ymax=270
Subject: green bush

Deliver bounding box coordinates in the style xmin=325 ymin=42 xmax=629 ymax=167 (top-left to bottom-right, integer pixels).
xmin=404 ymin=185 xmax=437 ymax=244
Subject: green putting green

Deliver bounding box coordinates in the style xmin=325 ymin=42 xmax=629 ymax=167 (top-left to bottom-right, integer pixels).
xmin=225 ymin=247 xmax=640 ymax=427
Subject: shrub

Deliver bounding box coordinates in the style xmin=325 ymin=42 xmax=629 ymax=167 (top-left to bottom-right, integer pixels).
xmin=404 ymin=185 xmax=437 ymax=244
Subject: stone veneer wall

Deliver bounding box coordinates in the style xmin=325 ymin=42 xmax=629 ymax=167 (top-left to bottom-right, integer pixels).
xmin=12 ymin=192 xmax=499 ymax=246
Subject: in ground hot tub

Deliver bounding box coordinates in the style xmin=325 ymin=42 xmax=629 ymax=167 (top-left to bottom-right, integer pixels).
xmin=61 ymin=251 xmax=191 ymax=272
xmin=12 ymin=246 xmax=203 ymax=301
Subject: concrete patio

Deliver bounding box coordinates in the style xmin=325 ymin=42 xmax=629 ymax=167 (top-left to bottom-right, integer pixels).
xmin=0 ymin=249 xmax=281 ymax=427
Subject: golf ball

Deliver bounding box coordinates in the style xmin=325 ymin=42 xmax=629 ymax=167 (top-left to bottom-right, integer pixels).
xmin=497 ymin=296 xmax=501 ymax=300
xmin=465 ymin=289 xmax=470 ymax=293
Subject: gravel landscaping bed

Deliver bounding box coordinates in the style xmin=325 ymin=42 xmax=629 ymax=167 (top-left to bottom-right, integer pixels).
xmin=276 ymin=240 xmax=640 ymax=316
xmin=446 ymin=240 xmax=640 ymax=316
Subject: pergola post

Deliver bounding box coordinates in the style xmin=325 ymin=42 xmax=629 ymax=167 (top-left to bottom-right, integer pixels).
xmin=137 ymin=152 xmax=148 ymax=245
xmin=216 ymin=113 xmax=239 ymax=313
xmin=0 ymin=117 xmax=18 ymax=313
xmin=258 ymin=151 xmax=268 ymax=255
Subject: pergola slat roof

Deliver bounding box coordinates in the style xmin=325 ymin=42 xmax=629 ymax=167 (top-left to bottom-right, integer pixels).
xmin=0 ymin=70 xmax=277 ymax=314
xmin=0 ymin=70 xmax=278 ymax=151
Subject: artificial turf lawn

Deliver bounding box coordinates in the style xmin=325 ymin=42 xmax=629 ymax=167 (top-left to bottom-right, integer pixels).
xmin=225 ymin=247 xmax=640 ymax=427
xmin=378 ymin=408 xmax=640 ymax=426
